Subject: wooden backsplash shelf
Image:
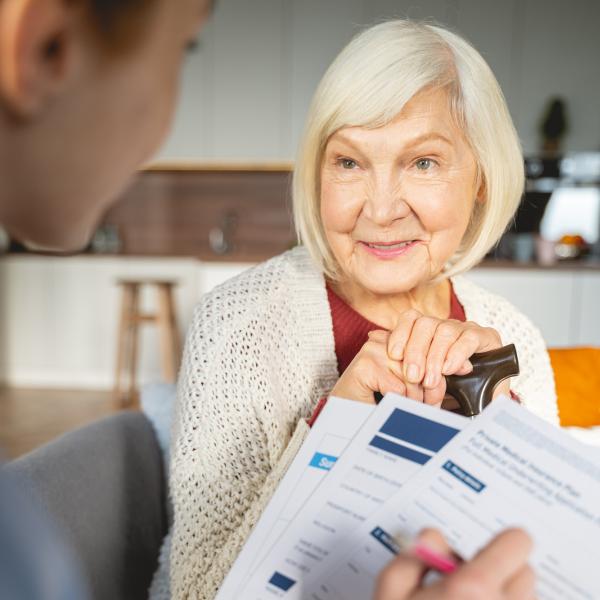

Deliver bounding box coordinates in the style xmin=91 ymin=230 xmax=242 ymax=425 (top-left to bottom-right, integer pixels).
xmin=101 ymin=166 xmax=296 ymax=261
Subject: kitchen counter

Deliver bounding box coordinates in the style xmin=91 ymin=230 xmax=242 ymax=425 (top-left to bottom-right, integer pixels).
xmin=478 ymin=257 xmax=600 ymax=271
xmin=4 ymin=251 xmax=600 ymax=271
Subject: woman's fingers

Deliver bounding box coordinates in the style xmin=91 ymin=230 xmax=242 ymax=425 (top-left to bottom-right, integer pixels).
xmin=387 ymin=310 xmax=421 ymax=362
xmin=332 ymin=330 xmax=409 ymax=403
xmin=390 ymin=311 xmax=504 ymax=394
xmin=423 ymin=320 xmax=463 ymax=389
xmin=368 ymin=329 xmax=389 ymax=343
xmin=334 ymin=318 xmax=503 ymax=407
xmin=423 ymin=377 xmax=447 ymax=406
xmin=380 ymin=377 xmax=408 ymax=398
xmin=441 ymin=329 xmax=482 ymax=376
xmin=402 ymin=316 xmax=440 ymax=385
xmin=454 ymin=359 xmax=473 ymax=376
xmin=442 ymin=326 xmax=500 ymax=376
xmin=403 ymin=380 xmax=424 ymax=402
xmin=368 ymin=329 xmax=415 ymax=397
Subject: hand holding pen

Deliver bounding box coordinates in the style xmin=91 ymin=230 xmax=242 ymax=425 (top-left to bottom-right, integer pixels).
xmin=374 ymin=528 xmax=535 ymax=600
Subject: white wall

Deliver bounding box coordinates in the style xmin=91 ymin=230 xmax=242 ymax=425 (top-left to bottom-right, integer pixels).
xmin=157 ymin=0 xmax=600 ymax=162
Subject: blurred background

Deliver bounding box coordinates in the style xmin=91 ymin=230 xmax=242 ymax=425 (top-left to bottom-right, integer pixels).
xmin=1 ymin=0 xmax=599 ymax=457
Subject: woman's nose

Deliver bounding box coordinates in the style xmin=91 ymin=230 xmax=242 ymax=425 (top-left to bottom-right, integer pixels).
xmin=363 ymin=177 xmax=411 ymax=226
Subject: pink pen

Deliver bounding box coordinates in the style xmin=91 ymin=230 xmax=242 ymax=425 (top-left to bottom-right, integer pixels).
xmin=411 ymin=542 xmax=459 ymax=574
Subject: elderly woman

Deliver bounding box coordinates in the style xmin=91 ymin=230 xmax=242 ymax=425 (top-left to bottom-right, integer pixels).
xmin=167 ymin=20 xmax=556 ymax=598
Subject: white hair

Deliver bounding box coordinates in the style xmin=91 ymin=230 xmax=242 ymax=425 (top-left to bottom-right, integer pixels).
xmin=293 ymin=19 xmax=524 ymax=280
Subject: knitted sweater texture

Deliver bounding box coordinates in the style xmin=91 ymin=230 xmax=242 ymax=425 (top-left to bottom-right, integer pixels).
xmin=165 ymin=246 xmax=559 ymax=599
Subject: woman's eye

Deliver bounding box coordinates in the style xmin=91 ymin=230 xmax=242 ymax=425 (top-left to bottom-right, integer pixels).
xmin=338 ymin=158 xmax=358 ymax=170
xmin=415 ymin=158 xmax=434 ymax=171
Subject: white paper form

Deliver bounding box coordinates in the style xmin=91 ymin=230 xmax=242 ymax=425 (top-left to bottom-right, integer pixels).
xmin=242 ymin=394 xmax=467 ymax=599
xmin=216 ymin=397 xmax=374 ymax=600
xmin=308 ymin=397 xmax=600 ymax=600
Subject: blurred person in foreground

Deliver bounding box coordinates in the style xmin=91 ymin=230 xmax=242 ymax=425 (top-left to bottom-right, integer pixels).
xmin=0 ymin=0 xmax=210 ymax=598
xmin=0 ymin=2 xmax=533 ymax=599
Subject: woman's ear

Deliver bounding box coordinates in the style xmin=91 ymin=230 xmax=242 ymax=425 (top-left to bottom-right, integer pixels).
xmin=475 ymin=172 xmax=487 ymax=204
xmin=0 ymin=0 xmax=78 ymax=118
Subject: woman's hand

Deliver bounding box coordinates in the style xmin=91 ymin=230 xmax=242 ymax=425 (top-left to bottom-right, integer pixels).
xmin=374 ymin=528 xmax=534 ymax=600
xmin=330 ymin=329 xmax=447 ymax=404
xmin=386 ymin=309 xmax=509 ymax=406
xmin=329 ymin=310 xmax=509 ymax=406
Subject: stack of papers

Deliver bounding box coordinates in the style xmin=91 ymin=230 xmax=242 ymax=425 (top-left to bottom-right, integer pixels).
xmin=217 ymin=394 xmax=600 ymax=600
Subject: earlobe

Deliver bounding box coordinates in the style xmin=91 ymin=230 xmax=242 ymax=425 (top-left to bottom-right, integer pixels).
xmin=0 ymin=0 xmax=74 ymax=118
xmin=475 ymin=177 xmax=487 ymax=204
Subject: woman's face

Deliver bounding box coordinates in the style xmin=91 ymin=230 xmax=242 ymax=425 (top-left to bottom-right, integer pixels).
xmin=320 ymin=87 xmax=481 ymax=297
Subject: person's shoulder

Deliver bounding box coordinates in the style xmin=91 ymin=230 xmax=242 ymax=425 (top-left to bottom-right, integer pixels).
xmin=451 ymin=274 xmax=517 ymax=318
xmin=451 ymin=274 xmax=543 ymax=341
xmin=192 ymin=246 xmax=320 ymax=330
xmin=202 ymin=246 xmax=314 ymax=302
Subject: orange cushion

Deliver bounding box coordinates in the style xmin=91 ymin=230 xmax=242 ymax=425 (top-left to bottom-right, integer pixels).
xmin=548 ymin=347 xmax=600 ymax=427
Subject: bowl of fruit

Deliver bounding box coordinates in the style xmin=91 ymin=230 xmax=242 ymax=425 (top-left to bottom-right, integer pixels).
xmin=554 ymin=234 xmax=589 ymax=260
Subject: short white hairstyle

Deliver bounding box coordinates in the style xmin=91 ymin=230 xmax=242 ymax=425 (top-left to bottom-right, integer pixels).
xmin=293 ymin=19 xmax=524 ymax=280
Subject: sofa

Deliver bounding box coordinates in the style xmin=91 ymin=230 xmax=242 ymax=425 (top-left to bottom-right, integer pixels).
xmin=5 ymin=411 xmax=168 ymax=600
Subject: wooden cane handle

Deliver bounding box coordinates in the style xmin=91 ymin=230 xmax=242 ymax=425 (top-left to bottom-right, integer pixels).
xmin=445 ymin=344 xmax=520 ymax=417
xmin=373 ymin=344 xmax=520 ymax=417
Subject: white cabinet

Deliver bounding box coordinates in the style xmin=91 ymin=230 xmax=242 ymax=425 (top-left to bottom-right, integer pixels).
xmin=0 ymin=257 xmax=201 ymax=388
xmin=577 ymin=274 xmax=600 ymax=346
xmin=467 ymin=268 xmax=600 ymax=348
xmin=0 ymin=257 xmax=597 ymax=389
xmin=0 ymin=256 xmax=254 ymax=389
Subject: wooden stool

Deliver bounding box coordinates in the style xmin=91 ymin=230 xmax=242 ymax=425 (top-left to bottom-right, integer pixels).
xmin=114 ymin=279 xmax=181 ymax=407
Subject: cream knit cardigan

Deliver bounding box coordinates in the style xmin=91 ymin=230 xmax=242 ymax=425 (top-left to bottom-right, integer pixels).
xmin=158 ymin=246 xmax=560 ymax=600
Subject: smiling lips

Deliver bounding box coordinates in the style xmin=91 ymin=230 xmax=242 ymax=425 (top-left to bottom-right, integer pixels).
xmin=359 ymin=239 xmax=421 ymax=259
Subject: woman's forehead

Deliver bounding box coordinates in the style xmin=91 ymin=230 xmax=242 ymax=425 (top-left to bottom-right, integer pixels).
xmin=328 ymin=87 xmax=465 ymax=151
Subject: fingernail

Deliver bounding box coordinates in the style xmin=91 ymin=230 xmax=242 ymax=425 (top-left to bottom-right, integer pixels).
xmin=406 ymin=364 xmax=420 ymax=382
xmin=391 ymin=344 xmax=403 ymax=360
xmin=424 ymin=372 xmax=437 ymax=388
xmin=442 ymin=359 xmax=453 ymax=374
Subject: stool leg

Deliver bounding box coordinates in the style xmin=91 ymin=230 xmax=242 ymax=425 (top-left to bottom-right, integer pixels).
xmin=114 ymin=283 xmax=139 ymax=408
xmin=156 ymin=284 xmax=180 ymax=383
xmin=125 ymin=285 xmax=140 ymax=406
xmin=168 ymin=288 xmax=182 ymax=367
xmin=115 ymin=284 xmax=133 ymax=405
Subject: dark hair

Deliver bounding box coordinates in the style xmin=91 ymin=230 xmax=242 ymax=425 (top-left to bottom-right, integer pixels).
xmin=87 ymin=0 xmax=213 ymax=51
xmin=87 ymin=0 xmax=158 ymax=48
xmin=90 ymin=0 xmax=149 ymax=29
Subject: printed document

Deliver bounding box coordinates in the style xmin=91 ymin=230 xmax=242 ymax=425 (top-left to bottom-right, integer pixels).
xmin=306 ymin=397 xmax=600 ymax=600
xmin=216 ymin=397 xmax=374 ymax=599
xmin=242 ymin=394 xmax=467 ymax=598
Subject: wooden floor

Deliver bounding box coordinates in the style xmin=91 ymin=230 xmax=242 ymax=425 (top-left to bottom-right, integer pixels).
xmin=0 ymin=387 xmax=126 ymax=460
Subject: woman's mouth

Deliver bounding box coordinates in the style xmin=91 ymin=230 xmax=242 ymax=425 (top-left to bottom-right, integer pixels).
xmin=359 ymin=239 xmax=421 ymax=259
